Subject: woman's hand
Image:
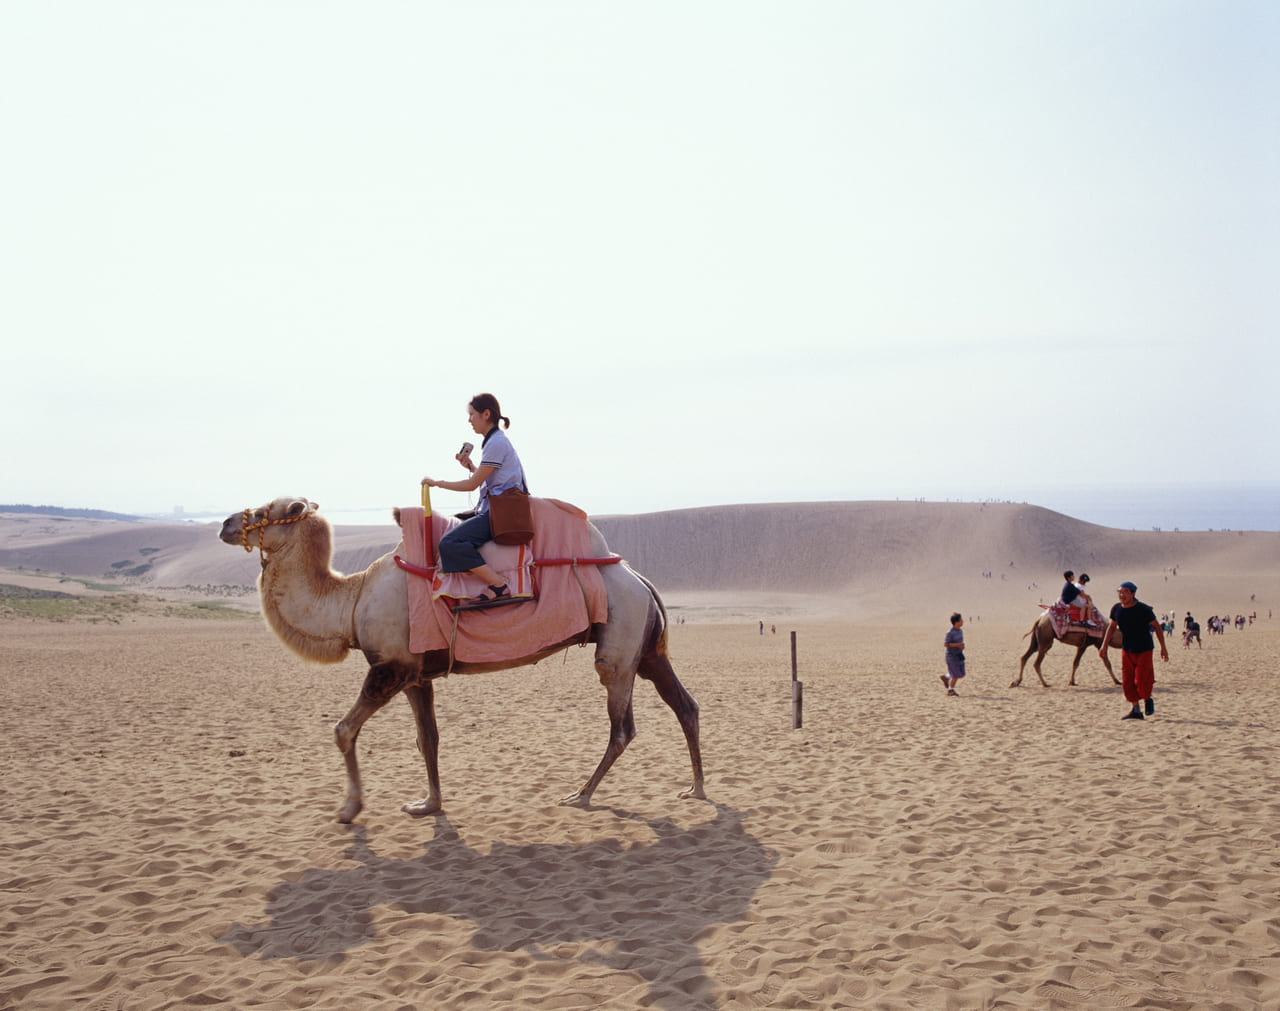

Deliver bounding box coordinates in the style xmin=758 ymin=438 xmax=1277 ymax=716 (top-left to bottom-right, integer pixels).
xmin=424 ymin=463 xmax=493 ymax=495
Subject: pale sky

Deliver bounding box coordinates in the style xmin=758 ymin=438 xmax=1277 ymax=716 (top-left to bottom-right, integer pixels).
xmin=3 ymin=2 xmax=1277 ymax=526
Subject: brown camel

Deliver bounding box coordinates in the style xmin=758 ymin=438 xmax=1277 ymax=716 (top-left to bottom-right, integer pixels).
xmin=219 ymin=496 xmax=705 ymax=822
xmin=1011 ymin=611 xmax=1122 ymax=688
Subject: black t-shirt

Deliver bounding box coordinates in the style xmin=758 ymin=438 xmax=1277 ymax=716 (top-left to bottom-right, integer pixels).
xmin=1061 ymin=581 xmax=1080 ymax=604
xmin=1110 ymin=600 xmax=1158 ymax=653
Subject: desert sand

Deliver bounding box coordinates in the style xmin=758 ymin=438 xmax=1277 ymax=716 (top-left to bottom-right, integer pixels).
xmin=2 ymin=503 xmax=1278 ymax=1009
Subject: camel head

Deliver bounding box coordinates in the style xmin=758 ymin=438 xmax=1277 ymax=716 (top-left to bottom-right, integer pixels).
xmin=220 ymin=496 xmax=320 ymax=562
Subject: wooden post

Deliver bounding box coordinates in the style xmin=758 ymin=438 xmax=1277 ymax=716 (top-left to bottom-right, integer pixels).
xmin=791 ymin=631 xmax=802 ymax=729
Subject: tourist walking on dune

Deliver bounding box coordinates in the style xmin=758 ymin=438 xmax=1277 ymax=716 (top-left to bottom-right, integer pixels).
xmin=1100 ymin=581 xmax=1169 ymax=721
xmin=941 ymin=613 xmax=966 ymax=696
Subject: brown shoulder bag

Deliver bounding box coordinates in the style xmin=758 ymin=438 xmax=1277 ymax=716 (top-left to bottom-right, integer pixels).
xmin=488 ymin=487 xmax=533 ymax=545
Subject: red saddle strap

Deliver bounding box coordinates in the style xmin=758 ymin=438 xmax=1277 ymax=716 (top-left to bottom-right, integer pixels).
xmin=393 ymin=553 xmax=622 ymax=579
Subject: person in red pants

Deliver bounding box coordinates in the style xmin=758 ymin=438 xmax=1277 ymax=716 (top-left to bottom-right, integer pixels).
xmin=1100 ymin=580 xmax=1169 ymax=720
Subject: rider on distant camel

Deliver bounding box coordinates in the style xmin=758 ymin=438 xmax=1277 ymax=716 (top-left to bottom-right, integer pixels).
xmin=1059 ymin=570 xmax=1081 ymax=609
xmin=1058 ymin=571 xmax=1098 ymax=628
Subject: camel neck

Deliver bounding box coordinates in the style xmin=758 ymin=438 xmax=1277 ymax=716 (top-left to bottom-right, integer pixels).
xmin=259 ymin=546 xmax=360 ymax=663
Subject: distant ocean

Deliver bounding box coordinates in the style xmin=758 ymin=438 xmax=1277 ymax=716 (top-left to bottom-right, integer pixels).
xmin=988 ymin=483 xmax=1279 ymax=533
xmin=170 ymin=483 xmax=1278 ymax=532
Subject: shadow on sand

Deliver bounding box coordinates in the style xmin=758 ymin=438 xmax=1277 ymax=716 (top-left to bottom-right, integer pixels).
xmin=221 ymin=803 xmax=776 ymax=1009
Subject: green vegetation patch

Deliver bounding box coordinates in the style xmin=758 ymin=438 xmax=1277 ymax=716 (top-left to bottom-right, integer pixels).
xmin=159 ymin=601 xmax=252 ymax=621
xmin=0 ymin=586 xmax=251 ymax=623
xmin=0 ymin=583 xmax=78 ymax=600
xmin=106 ymin=561 xmax=152 ymax=577
xmin=79 ymin=579 xmax=127 ymax=592
xmin=0 ymin=593 xmax=146 ymax=623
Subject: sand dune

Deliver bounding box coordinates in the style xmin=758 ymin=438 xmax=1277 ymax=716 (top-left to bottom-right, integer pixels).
xmin=595 ymin=501 xmax=1278 ymax=620
xmin=3 ymin=501 xmax=1278 ymax=1008
xmin=2 ymin=500 xmax=1275 ymax=621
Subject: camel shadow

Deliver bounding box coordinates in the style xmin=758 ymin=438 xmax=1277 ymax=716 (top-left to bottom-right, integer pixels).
xmin=220 ymin=803 xmax=776 ymax=1009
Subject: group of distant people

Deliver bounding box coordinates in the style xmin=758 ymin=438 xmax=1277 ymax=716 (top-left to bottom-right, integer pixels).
xmin=1204 ymin=613 xmax=1252 ymax=634
xmin=1182 ymin=613 xmax=1202 ymax=648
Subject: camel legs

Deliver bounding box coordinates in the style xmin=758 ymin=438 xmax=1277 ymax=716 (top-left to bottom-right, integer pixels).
xmin=1012 ymin=642 xmax=1036 ymax=687
xmin=1066 ymin=639 xmax=1121 ymax=686
xmin=1029 ymin=647 xmax=1052 ymax=688
xmin=638 ymin=650 xmax=705 ymax=800
xmin=1095 ymin=642 xmax=1121 ymax=685
xmin=1012 ymin=630 xmax=1052 ymax=688
xmin=561 ymin=670 xmax=639 ymax=808
xmin=561 ymin=629 xmax=706 ymax=808
xmin=1014 ymin=625 xmax=1121 ymax=689
xmin=1067 ymin=644 xmax=1090 ymax=686
xmin=401 ymin=682 xmax=442 ymax=816
xmin=332 ymin=662 xmax=412 ymax=824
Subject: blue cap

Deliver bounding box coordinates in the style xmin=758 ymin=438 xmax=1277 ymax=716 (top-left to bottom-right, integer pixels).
xmin=1118 ymin=581 xmax=1138 ymax=592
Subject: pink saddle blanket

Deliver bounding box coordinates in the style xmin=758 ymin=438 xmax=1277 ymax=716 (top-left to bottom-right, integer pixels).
xmin=398 ymin=497 xmax=609 ymax=662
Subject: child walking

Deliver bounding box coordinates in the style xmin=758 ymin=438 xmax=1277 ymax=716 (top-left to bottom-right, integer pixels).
xmin=942 ymin=612 xmax=965 ymax=696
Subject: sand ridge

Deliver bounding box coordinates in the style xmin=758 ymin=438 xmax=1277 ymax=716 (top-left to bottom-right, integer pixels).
xmin=2 ymin=500 xmax=1276 ymax=621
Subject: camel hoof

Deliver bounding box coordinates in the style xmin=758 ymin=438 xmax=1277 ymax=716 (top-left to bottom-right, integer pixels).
xmin=1009 ymin=681 xmax=1022 ymax=688
xmin=678 ymin=785 xmax=707 ymax=801
xmin=559 ymin=790 xmax=591 ymax=808
xmin=336 ymin=799 xmax=362 ymax=824
xmin=402 ymin=797 xmax=442 ymax=817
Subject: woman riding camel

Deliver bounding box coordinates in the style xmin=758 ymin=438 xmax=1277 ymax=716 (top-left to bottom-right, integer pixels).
xmin=421 ymin=393 xmax=527 ymax=604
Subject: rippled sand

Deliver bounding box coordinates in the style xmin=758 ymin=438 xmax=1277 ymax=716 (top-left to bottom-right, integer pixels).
xmin=3 ymin=607 xmax=1277 ymax=1009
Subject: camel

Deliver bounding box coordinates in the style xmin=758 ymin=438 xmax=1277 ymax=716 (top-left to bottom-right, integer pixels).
xmin=1011 ymin=611 xmax=1122 ymax=688
xmin=219 ymin=496 xmax=704 ymax=822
